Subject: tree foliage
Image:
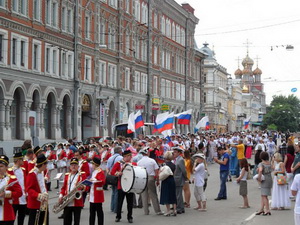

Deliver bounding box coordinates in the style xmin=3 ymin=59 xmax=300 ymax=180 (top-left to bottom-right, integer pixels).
xmin=262 ymin=95 xmax=300 ymax=132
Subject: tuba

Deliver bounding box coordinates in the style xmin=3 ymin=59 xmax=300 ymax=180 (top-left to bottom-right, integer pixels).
xmin=52 ymin=181 xmax=84 ymax=214
xmin=34 ymin=193 xmax=48 ymax=225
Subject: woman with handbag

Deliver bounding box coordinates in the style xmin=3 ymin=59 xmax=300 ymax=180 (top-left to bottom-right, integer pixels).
xmin=271 ymin=152 xmax=291 ymax=210
xmin=159 ymin=151 xmax=177 ymax=216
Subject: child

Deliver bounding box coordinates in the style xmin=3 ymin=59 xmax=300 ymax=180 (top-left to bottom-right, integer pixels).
xmin=192 ymin=153 xmax=207 ymax=211
xmin=236 ymin=158 xmax=250 ymax=208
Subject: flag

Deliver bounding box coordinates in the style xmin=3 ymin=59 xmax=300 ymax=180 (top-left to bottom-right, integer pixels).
xmin=127 ymin=112 xmax=135 ymax=134
xmin=194 ymin=116 xmax=209 ymax=133
xmin=134 ymin=110 xmax=144 ymax=130
xmin=244 ymin=116 xmax=251 ymax=129
xmin=175 ymin=109 xmax=193 ymax=125
xmin=153 ymin=112 xmax=174 ymax=133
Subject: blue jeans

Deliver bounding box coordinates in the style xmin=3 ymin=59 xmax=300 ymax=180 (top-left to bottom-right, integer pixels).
xmin=111 ymin=185 xmax=118 ymax=213
xmin=218 ymin=170 xmax=229 ymax=199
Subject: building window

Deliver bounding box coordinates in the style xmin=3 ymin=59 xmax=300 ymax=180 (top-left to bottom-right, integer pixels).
xmin=0 ymin=32 xmax=7 ymax=64
xmin=134 ymin=71 xmax=140 ymax=92
xmin=153 ymin=76 xmax=158 ymax=95
xmin=166 ymin=80 xmax=171 ymax=98
xmin=12 ymin=0 xmax=27 ymax=15
xmin=181 ymin=84 xmax=185 ymax=101
xmin=33 ymin=0 xmax=40 ymax=20
xmin=84 ymin=55 xmax=92 ymax=82
xmin=32 ymin=40 xmax=41 ymax=71
xmin=67 ymin=9 xmax=73 ymax=33
xmin=0 ymin=0 xmax=5 ymax=8
xmin=109 ymin=0 xmax=117 ymax=8
xmin=12 ymin=38 xmax=17 ymax=65
xmin=141 ymin=3 xmax=148 ymax=25
xmin=108 ymin=24 xmax=116 ymax=50
xmin=125 ymin=0 xmax=129 ymax=13
xmin=124 ymin=67 xmax=130 ymax=90
xmin=46 ymin=0 xmax=51 ymax=24
xmin=161 ymin=49 xmax=165 ymax=68
xmin=171 ymin=81 xmax=175 ymax=98
xmin=85 ymin=15 xmax=90 ymax=40
xmin=99 ymin=20 xmax=105 ymax=45
xmin=203 ymin=73 xmax=207 ymax=83
xmin=108 ymin=63 xmax=117 ymax=87
xmin=51 ymin=1 xmax=58 ymax=27
xmin=61 ymin=51 xmax=67 ymax=77
xmin=161 ymin=78 xmax=165 ymax=97
xmin=67 ymin=53 xmax=73 ymax=79
xmin=203 ymin=92 xmax=206 ymax=103
xmin=153 ymin=45 xmax=157 ymax=65
xmin=99 ymin=60 xmax=106 ymax=85
xmin=153 ymin=12 xmax=157 ymax=28
xmin=141 ymin=39 xmax=147 ymax=61
xmin=20 ymin=40 xmax=25 ymax=67
xmin=52 ymin=48 xmax=58 ymax=75
xmin=176 ymin=83 xmax=180 ymax=100
xmin=45 ymin=46 xmax=51 ymax=73
xmin=161 ymin=16 xmax=165 ymax=35
xmin=11 ymin=34 xmax=28 ymax=69
xmin=141 ymin=73 xmax=147 ymax=93
xmin=134 ymin=0 xmax=140 ymax=22
xmin=62 ymin=6 xmax=66 ymax=31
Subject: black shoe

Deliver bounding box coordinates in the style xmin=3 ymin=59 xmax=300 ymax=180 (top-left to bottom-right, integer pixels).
xmin=55 ymin=186 xmax=59 ymax=189
xmin=214 ymin=197 xmax=222 ymax=200
xmin=221 ymin=197 xmax=227 ymax=200
xmin=58 ymin=214 xmax=64 ymax=219
xmin=177 ymin=210 xmax=185 ymax=214
xmin=115 ymin=218 xmax=121 ymax=222
xmin=128 ymin=219 xmax=133 ymax=223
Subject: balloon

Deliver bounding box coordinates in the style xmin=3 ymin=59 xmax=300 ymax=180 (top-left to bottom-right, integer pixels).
xmin=291 ymin=88 xmax=297 ymax=93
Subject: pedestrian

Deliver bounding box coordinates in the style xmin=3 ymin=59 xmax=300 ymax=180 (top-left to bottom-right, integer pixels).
xmin=192 ymin=153 xmax=207 ymax=211
xmin=183 ymin=150 xmax=193 ymax=208
xmin=256 ymin=151 xmax=273 ymax=216
xmin=214 ymin=146 xmax=230 ymax=200
xmin=291 ymin=173 xmax=300 ymax=225
xmin=292 ymin=143 xmax=300 ymax=176
xmin=270 ymin=152 xmax=290 ymax=210
xmin=284 ymin=145 xmax=295 ymax=199
xmin=159 ymin=151 xmax=177 ymax=216
xmin=236 ymin=158 xmax=250 ymax=209
xmin=172 ymin=147 xmax=188 ymax=214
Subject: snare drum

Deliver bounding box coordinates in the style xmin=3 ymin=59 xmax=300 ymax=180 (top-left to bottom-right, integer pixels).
xmin=121 ymin=165 xmax=148 ymax=194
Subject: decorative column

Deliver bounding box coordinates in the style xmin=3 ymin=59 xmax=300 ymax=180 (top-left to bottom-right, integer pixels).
xmin=55 ymin=105 xmax=62 ymax=139
xmin=0 ymin=100 xmax=5 ymax=140
xmin=51 ymin=105 xmax=57 ymax=140
xmin=38 ymin=103 xmax=46 ymax=140
xmin=66 ymin=106 xmax=72 ymax=139
xmin=23 ymin=101 xmax=31 ymax=139
xmin=3 ymin=100 xmax=12 ymax=140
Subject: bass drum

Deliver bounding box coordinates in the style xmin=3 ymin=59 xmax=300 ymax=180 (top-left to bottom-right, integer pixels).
xmin=121 ymin=165 xmax=148 ymax=194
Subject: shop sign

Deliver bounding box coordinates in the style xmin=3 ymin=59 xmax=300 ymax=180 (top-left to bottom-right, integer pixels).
xmin=152 ymin=98 xmax=160 ymax=104
xmin=135 ymin=104 xmax=144 ymax=110
xmin=82 ymin=95 xmax=91 ymax=112
xmin=99 ymin=103 xmax=105 ymax=126
xmin=161 ymin=104 xmax=169 ymax=111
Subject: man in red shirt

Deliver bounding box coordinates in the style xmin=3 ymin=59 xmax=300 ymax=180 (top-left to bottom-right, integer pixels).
xmin=111 ymin=150 xmax=134 ymax=223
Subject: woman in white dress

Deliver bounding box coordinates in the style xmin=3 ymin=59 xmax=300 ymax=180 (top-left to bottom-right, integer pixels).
xmin=271 ymin=152 xmax=291 ymax=210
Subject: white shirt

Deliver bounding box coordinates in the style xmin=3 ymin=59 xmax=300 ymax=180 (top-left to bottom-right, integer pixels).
xmin=194 ymin=163 xmax=205 ymax=187
xmin=137 ymin=156 xmax=158 ymax=176
xmin=36 ymin=171 xmax=47 ymax=193
xmin=67 ymin=173 xmax=79 ymax=206
xmin=14 ymin=167 xmax=26 ymax=204
xmin=291 ymin=174 xmax=300 ymax=214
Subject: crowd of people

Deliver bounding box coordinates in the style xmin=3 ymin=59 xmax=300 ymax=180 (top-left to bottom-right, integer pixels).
xmin=1 ymin=130 xmax=300 ymax=225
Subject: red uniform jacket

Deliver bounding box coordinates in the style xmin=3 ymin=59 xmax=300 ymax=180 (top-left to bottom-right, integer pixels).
xmin=111 ymin=161 xmax=137 ymax=190
xmin=7 ymin=167 xmax=27 ymax=205
xmin=89 ymin=168 xmax=105 ymax=203
xmin=26 ymin=168 xmax=48 ymax=209
xmin=66 ymin=149 xmax=74 ymax=160
xmin=22 ymin=159 xmax=35 ymax=175
xmin=47 ymin=150 xmax=57 ymax=161
xmin=79 ymin=160 xmax=90 ymax=178
xmin=59 ymin=172 xmax=86 ymax=207
xmin=57 ymin=149 xmax=67 ymax=160
xmin=0 ymin=175 xmax=22 ymax=221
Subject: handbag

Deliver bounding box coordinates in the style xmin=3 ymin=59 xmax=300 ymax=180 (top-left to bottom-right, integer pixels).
xmin=159 ymin=165 xmax=173 ymax=181
xmin=106 ymin=174 xmax=118 ymax=186
xmin=277 ymin=173 xmax=287 ymax=185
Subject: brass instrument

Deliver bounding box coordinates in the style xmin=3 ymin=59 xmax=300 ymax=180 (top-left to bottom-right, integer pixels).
xmin=52 ymin=181 xmax=84 ymax=214
xmin=34 ymin=193 xmax=48 ymax=225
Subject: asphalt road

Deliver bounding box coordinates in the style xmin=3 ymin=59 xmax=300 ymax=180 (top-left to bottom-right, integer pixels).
xmin=23 ymin=158 xmax=295 ymax=225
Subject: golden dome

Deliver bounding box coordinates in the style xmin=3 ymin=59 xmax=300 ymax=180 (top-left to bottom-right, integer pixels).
xmin=242 ymin=67 xmax=251 ymax=74
xmin=242 ymin=55 xmax=254 ymax=67
xmin=234 ymin=68 xmax=243 ymax=77
xmin=253 ymin=67 xmax=262 ymax=75
xmin=242 ymin=84 xmax=249 ymax=93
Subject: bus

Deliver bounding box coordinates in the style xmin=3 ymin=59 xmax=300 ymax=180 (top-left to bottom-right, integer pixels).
xmin=112 ymin=122 xmax=155 ymax=138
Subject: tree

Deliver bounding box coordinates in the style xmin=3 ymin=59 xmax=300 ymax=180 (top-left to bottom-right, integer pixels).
xmin=262 ymin=95 xmax=300 ymax=132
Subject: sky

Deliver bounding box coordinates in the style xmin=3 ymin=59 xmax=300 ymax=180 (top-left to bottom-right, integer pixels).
xmin=175 ymin=0 xmax=300 ymax=104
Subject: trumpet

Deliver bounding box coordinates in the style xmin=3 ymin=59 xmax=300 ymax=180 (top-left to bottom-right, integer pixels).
xmin=35 ymin=193 xmax=48 ymax=225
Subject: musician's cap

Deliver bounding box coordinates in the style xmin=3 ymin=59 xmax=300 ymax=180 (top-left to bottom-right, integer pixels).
xmin=36 ymin=154 xmax=48 ymax=166
xmin=0 ymin=155 xmax=9 ymax=166
xmin=33 ymin=146 xmax=43 ymax=155
xmin=57 ymin=143 xmax=64 ymax=147
xmin=92 ymin=157 xmax=101 ymax=166
xmin=139 ymin=147 xmax=148 ymax=155
xmin=70 ymin=158 xmax=79 ymax=165
xmin=193 ymin=153 xmax=206 ymax=160
xmin=89 ymin=144 xmax=96 ymax=148
xmin=123 ymin=150 xmax=132 ymax=156
xmin=46 ymin=144 xmax=54 ymax=149
xmin=65 ymin=143 xmax=71 ymax=146
xmin=103 ymin=144 xmax=109 ymax=148
xmin=13 ymin=152 xmax=23 ymax=160
xmin=171 ymin=147 xmax=184 ymax=152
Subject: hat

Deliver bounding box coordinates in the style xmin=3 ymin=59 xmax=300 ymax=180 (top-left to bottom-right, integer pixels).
xmin=193 ymin=153 xmax=206 ymax=160
xmin=70 ymin=158 xmax=79 ymax=165
xmin=66 ymin=143 xmax=71 ymax=146
xmin=139 ymin=147 xmax=149 ymax=155
xmin=36 ymin=154 xmax=47 ymax=166
xmin=0 ymin=155 xmax=9 ymax=166
xmin=33 ymin=146 xmax=43 ymax=155
xmin=47 ymin=144 xmax=54 ymax=149
xmin=89 ymin=144 xmax=96 ymax=148
xmin=172 ymin=147 xmax=184 ymax=152
xmin=92 ymin=157 xmax=101 ymax=166
xmin=13 ymin=152 xmax=23 ymax=160
xmin=103 ymin=144 xmax=109 ymax=148
xmin=123 ymin=150 xmax=132 ymax=156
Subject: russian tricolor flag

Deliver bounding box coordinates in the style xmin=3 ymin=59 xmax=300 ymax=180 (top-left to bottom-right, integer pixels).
xmin=153 ymin=112 xmax=174 ymax=134
xmin=175 ymin=109 xmax=193 ymax=125
xmin=244 ymin=116 xmax=251 ymax=129
xmin=194 ymin=116 xmax=209 ymax=133
xmin=127 ymin=112 xmax=135 ymax=134
xmin=134 ymin=110 xmax=144 ymax=130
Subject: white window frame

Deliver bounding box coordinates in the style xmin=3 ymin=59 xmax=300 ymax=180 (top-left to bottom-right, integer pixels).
xmin=32 ymin=39 xmax=41 ymax=72
xmin=52 ymin=47 xmax=59 ymax=76
xmin=99 ymin=19 xmax=105 ymax=45
xmin=11 ymin=33 xmax=28 ymax=70
xmin=166 ymin=80 xmax=171 ymax=98
xmin=51 ymin=0 xmax=58 ymax=27
xmin=98 ymin=60 xmax=107 ymax=85
xmin=0 ymin=0 xmax=5 ymax=8
xmin=134 ymin=71 xmax=140 ymax=92
xmin=67 ymin=52 xmax=74 ymax=79
xmin=108 ymin=63 xmax=117 ymax=88
xmin=181 ymin=84 xmax=185 ymax=101
xmin=153 ymin=76 xmax=158 ymax=95
xmin=61 ymin=6 xmax=67 ymax=31
xmin=61 ymin=50 xmax=67 ymax=77
xmin=67 ymin=8 xmax=73 ymax=33
xmin=141 ymin=72 xmax=147 ymax=93
xmin=46 ymin=0 xmax=51 ymax=25
xmin=109 ymin=0 xmax=117 ymax=8
xmin=134 ymin=0 xmax=140 ymax=22
xmin=84 ymin=55 xmax=92 ymax=82
xmin=124 ymin=67 xmax=130 ymax=90
xmin=161 ymin=78 xmax=165 ymax=97
xmin=171 ymin=81 xmax=175 ymax=99
xmin=85 ymin=14 xmax=91 ymax=40
xmin=161 ymin=16 xmax=165 ymax=35
xmin=0 ymin=29 xmax=8 ymax=66
xmin=153 ymin=45 xmax=157 ymax=65
xmin=33 ymin=0 xmax=40 ymax=21
xmin=125 ymin=0 xmax=130 ymax=13
xmin=45 ymin=43 xmax=52 ymax=74
xmin=176 ymin=83 xmax=180 ymax=100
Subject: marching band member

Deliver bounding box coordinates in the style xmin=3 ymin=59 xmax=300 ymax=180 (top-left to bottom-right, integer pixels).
xmin=65 ymin=143 xmax=75 ymax=169
xmin=7 ymin=152 xmax=27 ymax=225
xmin=45 ymin=144 xmax=56 ymax=191
xmin=56 ymin=143 xmax=67 ymax=189
xmin=58 ymin=158 xmax=86 ymax=225
xmin=88 ymin=145 xmax=99 ymax=161
xmin=0 ymin=155 xmax=22 ymax=225
xmin=100 ymin=144 xmax=111 ymax=191
xmin=89 ymin=157 xmax=106 ymax=225
xmin=26 ymin=154 xmax=49 ymax=225
xmin=111 ymin=150 xmax=135 ymax=223
xmin=22 ymin=148 xmax=35 ymax=175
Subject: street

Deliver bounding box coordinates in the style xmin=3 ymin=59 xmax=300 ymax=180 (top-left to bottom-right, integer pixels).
xmin=23 ymin=159 xmax=294 ymax=225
